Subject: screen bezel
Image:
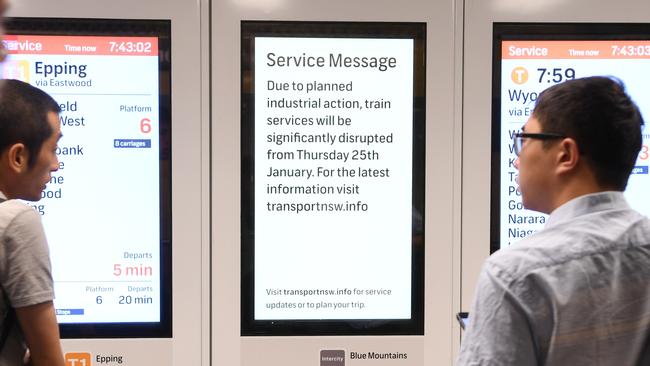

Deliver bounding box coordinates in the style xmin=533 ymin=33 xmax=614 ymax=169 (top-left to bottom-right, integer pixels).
xmin=240 ymin=20 xmax=426 ymax=336
xmin=491 ymin=23 xmax=650 ymax=254
xmin=4 ymin=17 xmax=172 ymax=339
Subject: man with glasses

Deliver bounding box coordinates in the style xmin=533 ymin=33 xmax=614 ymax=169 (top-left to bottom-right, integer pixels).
xmin=457 ymin=76 xmax=650 ymax=366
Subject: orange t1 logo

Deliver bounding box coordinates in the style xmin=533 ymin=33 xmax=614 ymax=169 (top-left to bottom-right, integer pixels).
xmin=511 ymin=66 xmax=529 ymax=85
xmin=66 ymin=352 xmax=91 ymax=366
xmin=0 ymin=60 xmax=30 ymax=82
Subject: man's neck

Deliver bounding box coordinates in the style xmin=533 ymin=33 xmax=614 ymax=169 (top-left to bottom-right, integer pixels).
xmin=548 ymin=179 xmax=613 ymax=214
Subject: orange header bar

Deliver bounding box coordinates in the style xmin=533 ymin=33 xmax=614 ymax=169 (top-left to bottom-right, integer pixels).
xmin=3 ymin=35 xmax=158 ymax=56
xmin=503 ymin=40 xmax=650 ymax=59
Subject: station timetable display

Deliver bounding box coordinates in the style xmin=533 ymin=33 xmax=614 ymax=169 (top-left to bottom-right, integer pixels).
xmin=1 ymin=18 xmax=171 ymax=338
xmin=493 ymin=23 xmax=650 ymax=252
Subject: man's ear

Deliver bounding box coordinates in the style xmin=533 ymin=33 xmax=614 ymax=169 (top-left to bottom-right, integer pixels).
xmin=555 ymin=137 xmax=580 ymax=175
xmin=6 ymin=143 xmax=29 ymax=173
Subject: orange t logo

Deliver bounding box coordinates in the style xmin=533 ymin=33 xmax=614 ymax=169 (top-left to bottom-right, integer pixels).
xmin=0 ymin=60 xmax=30 ymax=82
xmin=65 ymin=352 xmax=91 ymax=366
xmin=511 ymin=66 xmax=528 ymax=85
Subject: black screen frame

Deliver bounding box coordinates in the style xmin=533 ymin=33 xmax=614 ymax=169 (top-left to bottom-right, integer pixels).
xmin=4 ymin=17 xmax=173 ymax=339
xmin=491 ymin=22 xmax=650 ymax=254
xmin=241 ymin=20 xmax=426 ymax=336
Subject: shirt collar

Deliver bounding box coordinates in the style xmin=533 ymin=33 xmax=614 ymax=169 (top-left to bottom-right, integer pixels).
xmin=545 ymin=191 xmax=629 ymax=229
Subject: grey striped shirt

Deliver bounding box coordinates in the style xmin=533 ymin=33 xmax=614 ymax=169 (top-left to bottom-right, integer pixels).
xmin=458 ymin=192 xmax=650 ymax=366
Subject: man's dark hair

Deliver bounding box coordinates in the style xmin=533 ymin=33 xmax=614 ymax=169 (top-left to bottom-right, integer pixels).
xmin=0 ymin=79 xmax=61 ymax=167
xmin=533 ymin=76 xmax=644 ymax=190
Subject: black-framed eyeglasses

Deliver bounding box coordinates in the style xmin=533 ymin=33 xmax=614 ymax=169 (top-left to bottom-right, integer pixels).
xmin=513 ymin=132 xmax=565 ymax=156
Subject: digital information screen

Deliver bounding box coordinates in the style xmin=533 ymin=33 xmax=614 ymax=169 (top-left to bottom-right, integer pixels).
xmin=241 ymin=22 xmax=425 ymax=335
xmin=493 ymin=24 xmax=650 ymax=252
xmin=1 ymin=18 xmax=171 ymax=338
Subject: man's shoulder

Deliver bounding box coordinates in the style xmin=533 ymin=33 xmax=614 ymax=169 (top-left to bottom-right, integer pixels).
xmin=0 ymin=199 xmax=34 ymax=212
xmin=0 ymin=200 xmax=41 ymax=233
xmin=484 ymin=238 xmax=549 ymax=284
xmin=487 ymin=208 xmax=650 ymax=282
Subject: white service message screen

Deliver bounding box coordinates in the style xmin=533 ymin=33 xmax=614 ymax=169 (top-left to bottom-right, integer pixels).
xmin=1 ymin=34 xmax=162 ymax=323
xmin=500 ymin=40 xmax=650 ymax=249
xmin=253 ymin=37 xmax=414 ymax=320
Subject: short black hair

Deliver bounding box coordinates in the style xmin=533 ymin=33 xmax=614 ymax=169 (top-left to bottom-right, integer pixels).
xmin=533 ymin=76 xmax=644 ymax=190
xmin=0 ymin=79 xmax=61 ymax=167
